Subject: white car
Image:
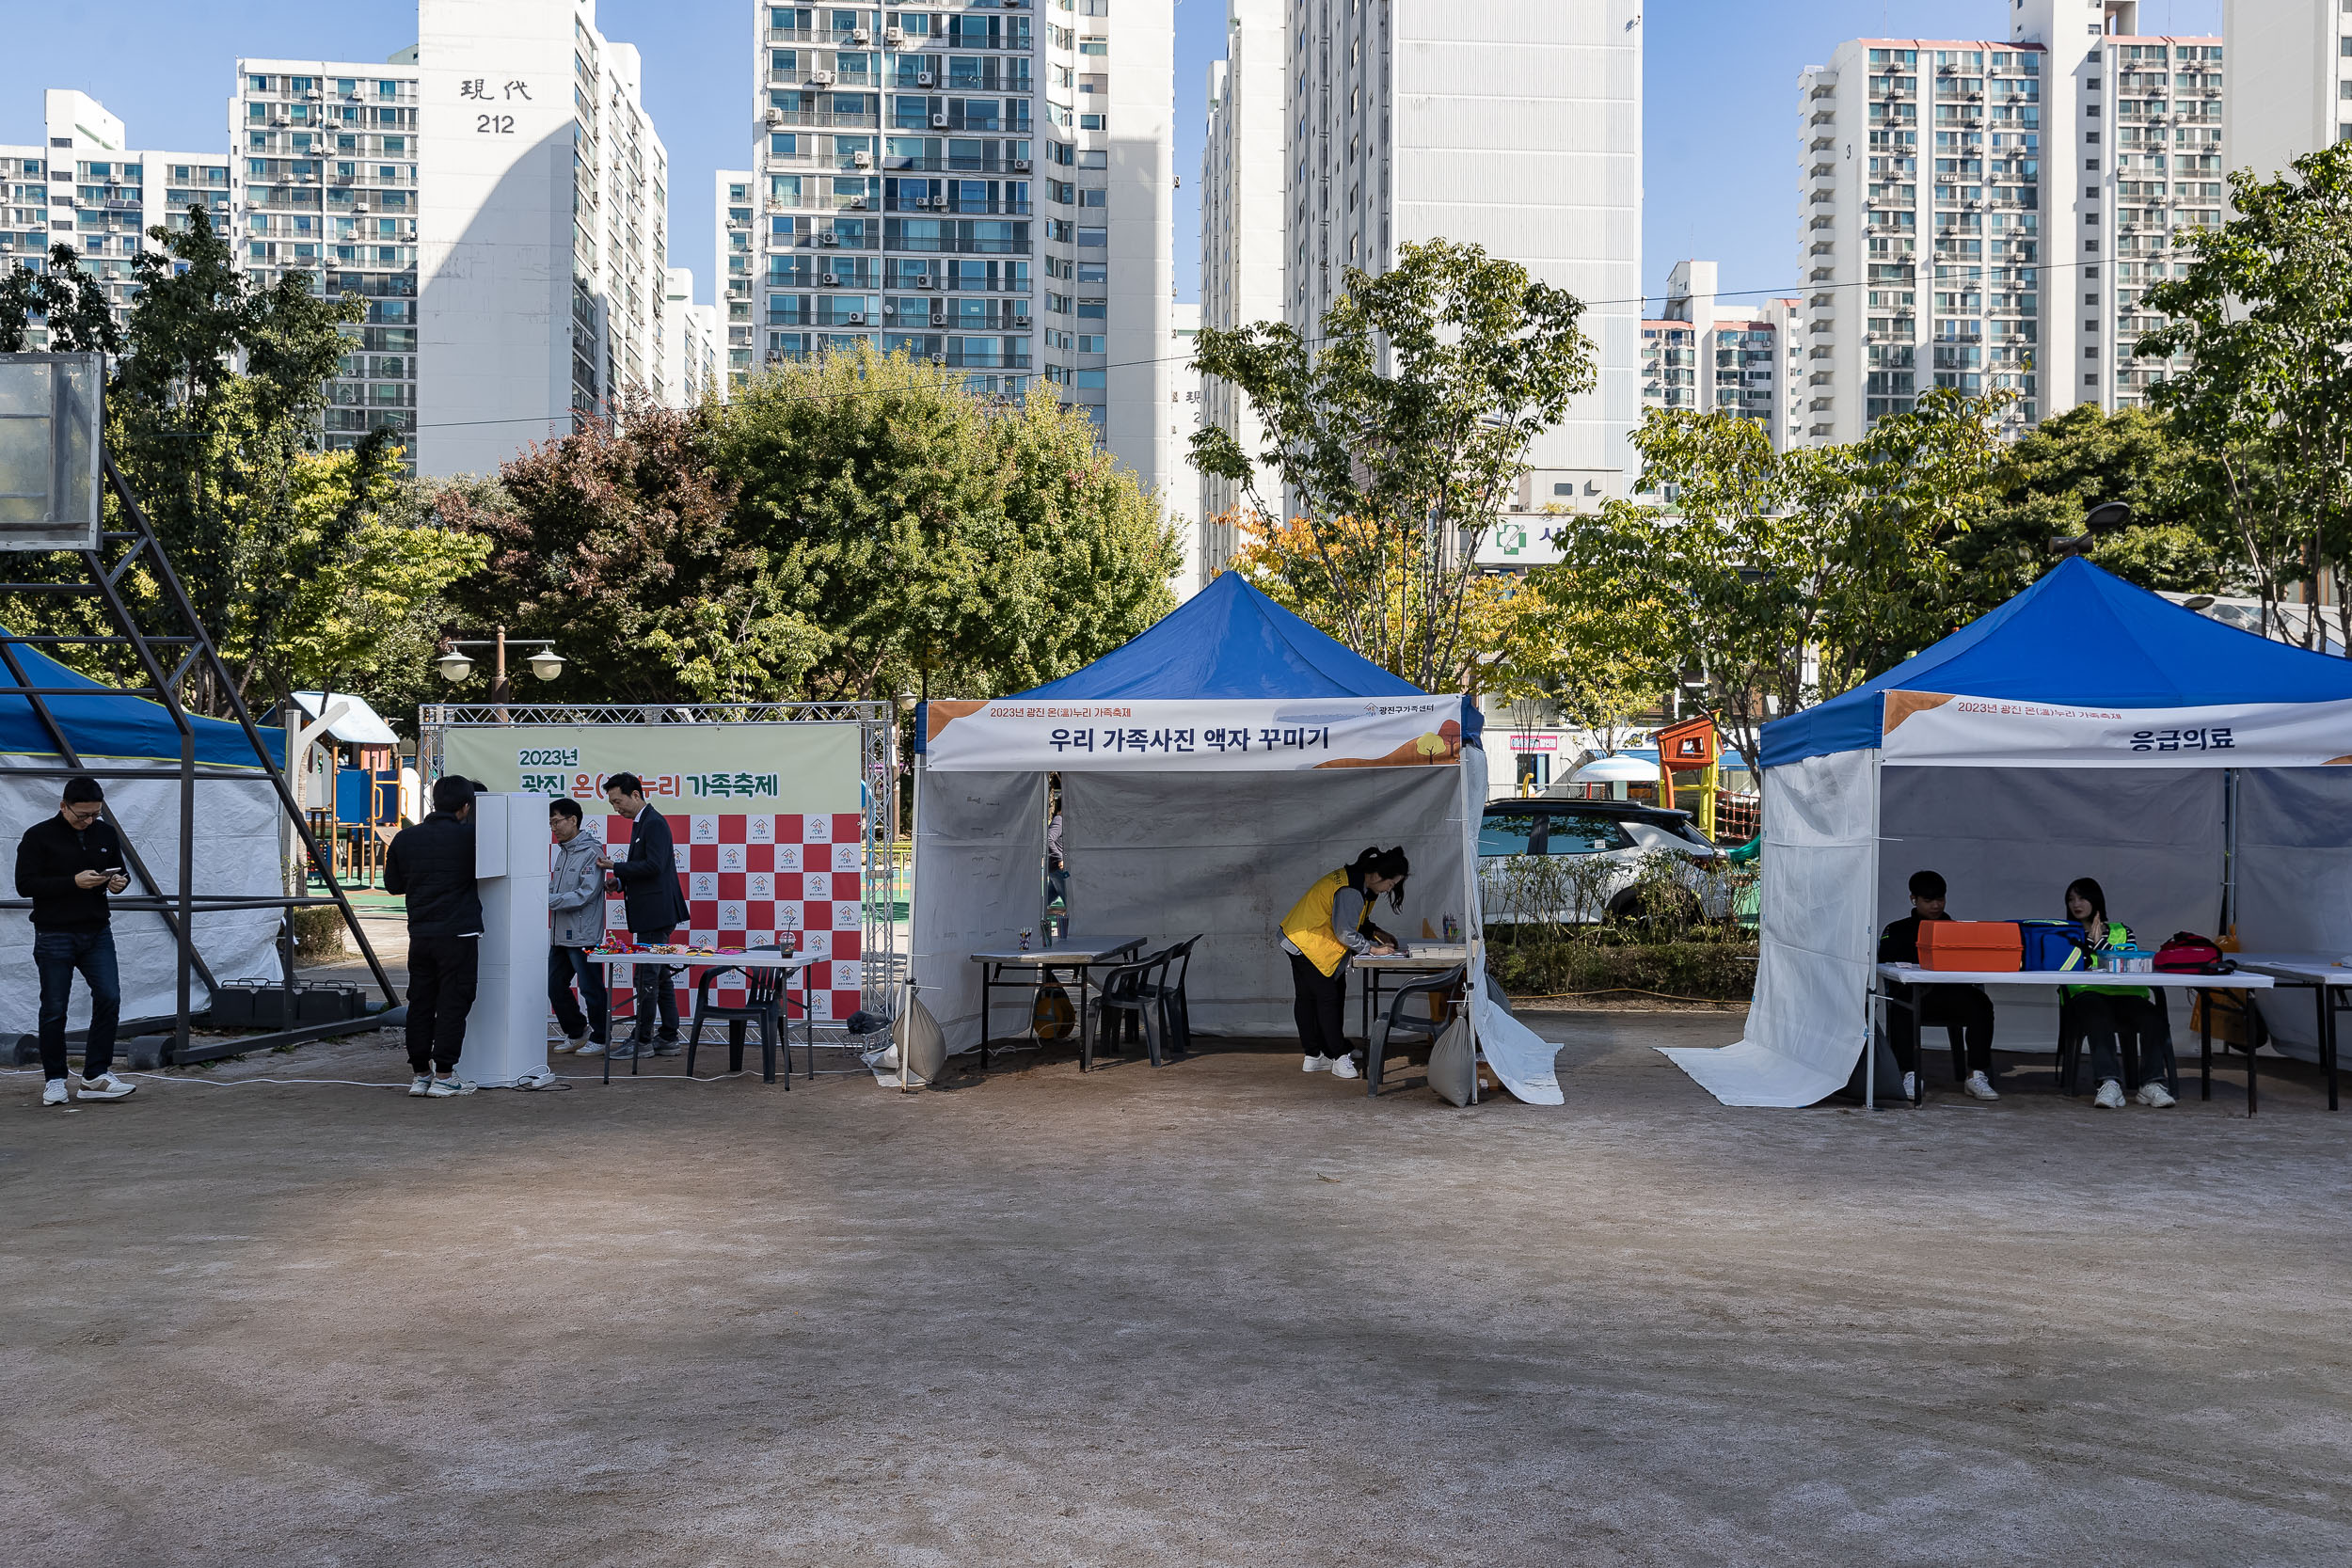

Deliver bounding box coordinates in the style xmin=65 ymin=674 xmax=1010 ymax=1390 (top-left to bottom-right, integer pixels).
xmin=1478 ymin=800 xmax=1730 ymax=925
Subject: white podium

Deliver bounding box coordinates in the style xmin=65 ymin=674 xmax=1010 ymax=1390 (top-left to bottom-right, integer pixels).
xmin=457 ymin=792 xmax=552 ymax=1086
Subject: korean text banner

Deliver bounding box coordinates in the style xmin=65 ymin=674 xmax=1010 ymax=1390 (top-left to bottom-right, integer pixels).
xmin=923 ymin=697 xmax=1469 ymax=772
xmin=440 ymin=722 xmax=862 ymax=811
xmin=1880 ymin=690 xmax=2352 ymax=769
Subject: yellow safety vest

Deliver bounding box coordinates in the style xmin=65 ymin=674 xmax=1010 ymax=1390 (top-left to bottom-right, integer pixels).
xmin=1280 ymin=867 xmax=1374 ymax=978
xmin=2060 ymin=920 xmax=2151 ymax=1000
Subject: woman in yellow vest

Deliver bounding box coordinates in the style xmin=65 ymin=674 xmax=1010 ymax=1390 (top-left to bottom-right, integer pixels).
xmin=1279 ymin=846 xmax=1410 ymax=1080
xmin=2061 ymin=877 xmax=2176 ymax=1110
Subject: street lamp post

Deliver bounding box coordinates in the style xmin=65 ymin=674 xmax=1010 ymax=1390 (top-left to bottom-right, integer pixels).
xmin=437 ymin=626 xmax=565 ymax=717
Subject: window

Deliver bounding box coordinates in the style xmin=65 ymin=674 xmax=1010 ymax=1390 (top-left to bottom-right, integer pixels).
xmin=1478 ymin=812 xmax=1543 ymax=857
xmin=250 ymin=75 xmax=270 ymax=92
xmin=1542 ymin=814 xmax=1636 ymax=855
xmin=1073 ymin=369 xmax=1105 ymax=388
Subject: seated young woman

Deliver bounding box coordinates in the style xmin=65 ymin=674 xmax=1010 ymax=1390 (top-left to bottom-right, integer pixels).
xmin=2060 ymin=876 xmax=2176 ymax=1110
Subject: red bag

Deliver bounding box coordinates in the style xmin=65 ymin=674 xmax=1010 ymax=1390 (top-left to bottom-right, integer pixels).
xmin=2154 ymin=932 xmax=2226 ymax=974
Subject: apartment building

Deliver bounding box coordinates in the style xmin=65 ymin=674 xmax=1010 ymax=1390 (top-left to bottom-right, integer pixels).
xmin=231 ymin=61 xmax=421 ymax=457
xmin=1796 ymin=0 xmax=2224 ymax=446
xmin=1197 ymin=0 xmax=1283 ymax=586
xmin=717 ymin=171 xmax=755 ymax=391
xmin=662 ymin=267 xmax=723 ymax=407
xmin=739 ymin=1 xmax=1178 ymax=515
xmin=2225 ymin=0 xmax=2350 ymax=184
xmin=1639 ymin=261 xmax=1802 ymax=450
xmin=412 ymin=0 xmax=669 ymax=477
xmin=1284 ymin=0 xmax=1642 ymax=539
xmin=1 ymin=91 xmax=231 ymax=341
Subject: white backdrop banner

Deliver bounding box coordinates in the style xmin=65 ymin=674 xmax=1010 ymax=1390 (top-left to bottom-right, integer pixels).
xmin=923 ymin=696 xmax=1469 ymax=773
xmin=1879 ymin=689 xmax=2352 ymax=769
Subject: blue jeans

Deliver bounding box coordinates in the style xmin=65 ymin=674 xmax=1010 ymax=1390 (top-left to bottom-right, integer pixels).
xmin=36 ymin=927 xmax=120 ymax=1082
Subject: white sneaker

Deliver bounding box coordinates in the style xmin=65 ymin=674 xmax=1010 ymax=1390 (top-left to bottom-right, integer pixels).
xmin=551 ymin=1037 xmax=580 ymax=1054
xmin=2136 ymin=1079 xmax=2177 ymax=1108
xmin=1901 ymin=1070 xmax=1918 ymax=1101
xmin=2094 ymin=1079 xmax=2126 ymax=1109
xmin=573 ymin=1040 xmax=605 ymax=1058
xmin=1963 ymin=1070 xmax=2000 ymax=1101
xmin=1330 ymin=1053 xmax=1360 ymax=1081
xmin=41 ymin=1078 xmax=69 ymax=1106
xmin=1301 ymin=1053 xmax=1332 ymax=1073
xmin=75 ymin=1072 xmax=135 ymax=1101
xmin=408 ymin=1075 xmax=433 ymax=1097
xmin=426 ymin=1075 xmax=476 ymax=1098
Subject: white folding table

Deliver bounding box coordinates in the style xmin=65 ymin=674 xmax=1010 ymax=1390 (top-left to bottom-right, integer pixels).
xmin=2228 ymin=953 xmax=2348 ymax=1113
xmin=1871 ymin=963 xmax=2275 ymax=1110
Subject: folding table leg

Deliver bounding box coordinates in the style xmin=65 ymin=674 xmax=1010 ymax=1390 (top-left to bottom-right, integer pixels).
xmin=2323 ymin=985 xmax=2340 ymax=1113
xmin=2200 ymin=1001 xmax=2211 ymax=1101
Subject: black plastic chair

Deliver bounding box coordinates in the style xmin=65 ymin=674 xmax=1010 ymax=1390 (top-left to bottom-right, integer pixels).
xmin=1366 ymin=963 xmax=1468 ymax=1098
xmin=684 ymin=947 xmax=795 ymax=1085
xmin=1087 ymin=946 xmax=1176 ymax=1068
xmin=2055 ymin=991 xmax=2174 ymax=1098
xmin=1135 ymin=934 xmax=1202 ymax=1055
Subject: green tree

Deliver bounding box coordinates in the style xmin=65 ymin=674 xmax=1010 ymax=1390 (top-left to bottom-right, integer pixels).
xmin=436 ymin=394 xmax=825 ymax=705
xmin=2140 ymin=140 xmax=2352 ymax=648
xmin=105 ymin=208 xmax=368 ymax=709
xmin=1189 ymin=239 xmax=1596 ymax=690
xmin=0 ymin=245 xmax=123 ymax=355
xmin=1957 ymin=404 xmax=2235 ymax=603
xmin=1549 ymin=392 xmax=2010 ymax=781
xmin=708 ymin=346 xmax=1176 ymax=700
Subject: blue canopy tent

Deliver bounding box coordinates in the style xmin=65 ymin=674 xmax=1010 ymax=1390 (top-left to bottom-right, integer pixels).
xmin=1665 ymin=558 xmax=2352 ymax=1105
xmin=908 ymin=574 xmax=1562 ymax=1102
xmin=0 ymin=637 xmax=288 ymax=1038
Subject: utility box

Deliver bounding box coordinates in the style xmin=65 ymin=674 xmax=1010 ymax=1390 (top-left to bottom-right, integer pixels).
xmin=457 ymin=791 xmax=551 ymax=1086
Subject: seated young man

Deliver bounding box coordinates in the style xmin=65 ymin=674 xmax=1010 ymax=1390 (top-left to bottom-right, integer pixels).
xmin=1878 ymin=869 xmax=2000 ymax=1101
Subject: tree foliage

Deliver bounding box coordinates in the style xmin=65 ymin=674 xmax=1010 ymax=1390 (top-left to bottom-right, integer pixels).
xmin=1191 ymin=239 xmax=1595 ymax=690
xmin=2140 ymin=140 xmax=2352 ymax=647
xmin=708 ymin=346 xmax=1177 ymax=700
xmin=436 ymin=395 xmax=821 ymax=705
xmin=0 ymin=245 xmax=123 ymax=355
xmin=1546 ymin=393 xmax=2010 ymax=779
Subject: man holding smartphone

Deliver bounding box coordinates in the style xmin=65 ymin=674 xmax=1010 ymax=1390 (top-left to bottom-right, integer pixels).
xmin=14 ymin=776 xmax=135 ymax=1105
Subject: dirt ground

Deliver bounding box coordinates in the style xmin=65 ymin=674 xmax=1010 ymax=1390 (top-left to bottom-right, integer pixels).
xmin=4 ymin=1004 xmax=2349 ymax=1567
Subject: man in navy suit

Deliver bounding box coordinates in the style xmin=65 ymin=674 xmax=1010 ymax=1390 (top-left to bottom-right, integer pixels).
xmin=597 ymin=771 xmax=691 ymax=1056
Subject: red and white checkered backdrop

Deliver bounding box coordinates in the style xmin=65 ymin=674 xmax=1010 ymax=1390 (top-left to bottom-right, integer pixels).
xmin=594 ymin=811 xmax=866 ymax=1027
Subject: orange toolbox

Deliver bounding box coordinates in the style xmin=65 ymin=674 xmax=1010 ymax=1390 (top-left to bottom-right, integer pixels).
xmin=1917 ymin=921 xmax=2022 ymax=973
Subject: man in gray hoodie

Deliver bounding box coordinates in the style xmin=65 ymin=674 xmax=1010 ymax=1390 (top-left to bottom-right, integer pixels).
xmin=547 ymin=798 xmax=609 ymax=1054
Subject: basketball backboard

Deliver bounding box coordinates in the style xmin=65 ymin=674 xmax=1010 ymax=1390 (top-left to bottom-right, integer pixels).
xmin=0 ymin=353 xmax=103 ymax=551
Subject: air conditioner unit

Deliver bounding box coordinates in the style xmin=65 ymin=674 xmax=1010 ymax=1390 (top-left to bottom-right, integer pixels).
xmin=811 ymin=70 xmax=834 ymax=86
xmin=1001 ymin=0 xmax=1022 ymax=8
xmin=929 ymin=353 xmax=945 ymax=365
xmin=914 ymin=274 xmax=934 ymax=288
xmin=821 ymin=275 xmax=841 ymax=285
xmin=852 ymin=151 xmax=873 ymax=167
xmin=820 ymin=230 xmax=839 ymax=245
xmin=766 ymin=198 xmax=786 ymax=212
xmin=883 ymin=26 xmax=905 ymax=44
xmin=932 ymin=114 xmax=950 ymax=129
xmin=916 ymin=71 xmax=934 ymax=87
xmin=847 ymin=310 xmax=866 ymax=324
xmin=353 ymin=201 xmax=369 ymax=213
xmin=272 ymin=116 xmax=291 ymax=127
xmin=850 ymin=195 xmax=868 ymax=209
xmin=305 ymin=89 xmax=324 ymax=101
xmin=851 ymin=27 xmax=872 ymax=43
xmin=930 ymin=310 xmax=947 ymax=326
xmin=1011 ymin=307 xmax=1030 ymax=324
xmin=766 ymin=108 xmax=786 ymax=127
xmin=1011 ymin=158 xmax=1031 ymax=171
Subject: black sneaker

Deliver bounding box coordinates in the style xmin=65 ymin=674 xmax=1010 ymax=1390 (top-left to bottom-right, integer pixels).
xmin=609 ymin=1041 xmax=645 ymax=1060
xmin=650 ymin=1033 xmax=684 ymax=1056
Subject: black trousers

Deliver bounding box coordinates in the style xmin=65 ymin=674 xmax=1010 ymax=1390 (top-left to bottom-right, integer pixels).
xmin=2071 ymin=990 xmax=2174 ymax=1085
xmin=1289 ymin=949 xmax=1347 ymax=1060
xmin=1885 ymin=981 xmax=1994 ymax=1077
xmin=630 ymin=927 xmax=680 ymax=1040
xmin=406 ymin=932 xmax=479 ymax=1074
xmin=548 ymin=944 xmax=609 ymax=1044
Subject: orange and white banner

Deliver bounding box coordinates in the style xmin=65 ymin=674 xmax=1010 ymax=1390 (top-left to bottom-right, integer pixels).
xmin=1879 ymin=689 xmax=2352 ymax=769
xmin=920 ymin=696 xmax=1470 ymax=772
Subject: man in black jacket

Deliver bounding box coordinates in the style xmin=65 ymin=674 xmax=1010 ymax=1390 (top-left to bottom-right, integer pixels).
xmin=384 ymin=775 xmax=484 ymax=1097
xmin=1879 ymin=869 xmax=2000 ymax=1102
xmin=597 ymin=771 xmax=690 ymax=1056
xmin=14 ymin=776 xmax=135 ymax=1106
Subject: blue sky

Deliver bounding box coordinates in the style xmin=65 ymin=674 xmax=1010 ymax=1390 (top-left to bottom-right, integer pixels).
xmin=12 ymin=0 xmax=2220 ymax=312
